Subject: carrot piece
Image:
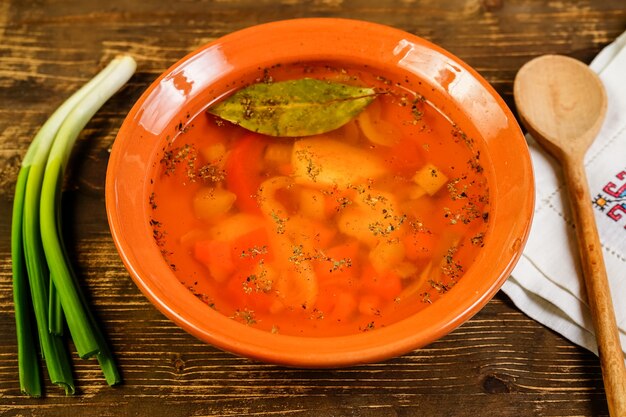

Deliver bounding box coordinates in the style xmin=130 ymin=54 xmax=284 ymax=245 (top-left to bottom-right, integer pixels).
xmin=314 ymin=241 xmax=360 ymax=284
xmin=384 ymin=136 xmax=424 ymax=176
xmin=276 ymin=163 xmax=293 ymax=176
xmin=194 ymin=239 xmax=235 ymax=282
xmin=224 ymin=133 xmax=268 ymax=213
xmin=361 ymin=264 xmax=402 ymax=301
xmin=226 ymin=270 xmax=274 ymax=313
xmin=326 ymin=241 xmax=360 ymax=263
xmin=358 ymin=293 xmax=382 ymax=316
xmin=224 ymin=273 xmax=247 ymax=307
xmin=316 ymin=285 xmax=357 ymax=322
xmin=230 ymin=227 xmax=272 ymax=265
xmin=331 ymin=291 xmax=358 ymax=321
xmin=309 ymin=222 xmax=336 ymax=249
xmin=274 ymin=263 xmax=318 ymax=310
xmin=403 ymin=231 xmax=437 ymax=261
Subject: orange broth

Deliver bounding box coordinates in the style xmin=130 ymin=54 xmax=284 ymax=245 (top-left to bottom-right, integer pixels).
xmin=149 ymin=63 xmax=490 ymax=337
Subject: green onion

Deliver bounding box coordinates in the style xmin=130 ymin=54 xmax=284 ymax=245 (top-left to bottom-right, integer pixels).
xmin=11 ymin=55 xmax=136 ymax=395
xmin=41 ymin=56 xmax=136 ymax=360
xmin=11 ymin=168 xmax=42 ymax=397
xmin=48 ymin=282 xmax=64 ymax=336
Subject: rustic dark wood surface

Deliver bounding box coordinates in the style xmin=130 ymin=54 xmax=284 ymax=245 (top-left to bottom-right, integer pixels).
xmin=1 ymin=1 xmax=625 ymax=416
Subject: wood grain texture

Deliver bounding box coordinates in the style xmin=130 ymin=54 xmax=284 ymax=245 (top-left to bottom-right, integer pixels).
xmin=1 ymin=0 xmax=625 ymax=416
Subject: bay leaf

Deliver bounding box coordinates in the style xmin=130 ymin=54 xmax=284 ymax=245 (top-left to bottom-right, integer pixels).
xmin=207 ymin=78 xmax=376 ymax=137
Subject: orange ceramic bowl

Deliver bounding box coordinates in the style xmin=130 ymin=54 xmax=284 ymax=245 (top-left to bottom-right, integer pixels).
xmin=106 ymin=18 xmax=534 ymax=367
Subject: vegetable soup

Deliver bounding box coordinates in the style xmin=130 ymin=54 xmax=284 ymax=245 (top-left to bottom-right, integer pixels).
xmin=149 ymin=63 xmax=490 ymax=337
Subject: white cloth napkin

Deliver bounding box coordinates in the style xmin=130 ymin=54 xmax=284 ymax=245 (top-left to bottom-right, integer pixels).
xmin=502 ymin=31 xmax=626 ymax=357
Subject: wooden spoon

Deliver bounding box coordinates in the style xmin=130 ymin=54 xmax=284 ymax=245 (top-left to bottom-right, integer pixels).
xmin=514 ymin=54 xmax=626 ymax=416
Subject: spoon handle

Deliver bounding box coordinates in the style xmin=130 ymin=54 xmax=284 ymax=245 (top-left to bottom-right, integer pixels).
xmin=563 ymin=155 xmax=626 ymax=416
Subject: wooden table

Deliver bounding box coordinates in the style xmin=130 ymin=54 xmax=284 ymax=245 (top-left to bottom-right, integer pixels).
xmin=1 ymin=1 xmax=624 ymax=416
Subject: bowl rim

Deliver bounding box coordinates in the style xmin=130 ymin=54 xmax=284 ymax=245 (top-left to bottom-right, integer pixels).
xmin=106 ymin=17 xmax=534 ymax=367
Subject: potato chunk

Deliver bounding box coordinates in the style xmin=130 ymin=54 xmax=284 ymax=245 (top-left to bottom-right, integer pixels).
xmin=412 ymin=163 xmax=448 ymax=196
xmin=292 ymin=137 xmax=385 ymax=187
xmin=337 ymin=190 xmax=403 ymax=247
xmin=209 ymin=213 xmax=263 ymax=241
xmin=369 ymin=240 xmax=406 ymax=274
xmin=200 ymin=143 xmax=227 ymax=165
xmin=357 ymin=99 xmax=401 ymax=147
xmin=193 ymin=187 xmax=236 ymax=220
xmin=298 ymin=188 xmax=327 ymax=221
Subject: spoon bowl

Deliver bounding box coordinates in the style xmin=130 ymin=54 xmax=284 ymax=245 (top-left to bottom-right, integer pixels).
xmin=514 ymin=54 xmax=607 ymax=159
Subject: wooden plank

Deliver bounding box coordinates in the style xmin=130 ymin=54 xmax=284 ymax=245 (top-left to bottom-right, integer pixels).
xmin=1 ymin=0 xmax=624 ymax=415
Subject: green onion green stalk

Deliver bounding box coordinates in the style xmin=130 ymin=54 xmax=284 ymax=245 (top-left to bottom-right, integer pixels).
xmin=11 ymin=55 xmax=137 ymax=396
